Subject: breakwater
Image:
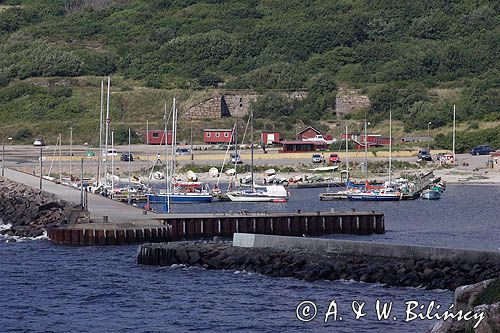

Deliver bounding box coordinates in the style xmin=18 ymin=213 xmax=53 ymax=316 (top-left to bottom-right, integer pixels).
xmin=137 ymin=241 xmax=500 ymax=290
xmin=0 ymin=177 xmax=89 ymax=238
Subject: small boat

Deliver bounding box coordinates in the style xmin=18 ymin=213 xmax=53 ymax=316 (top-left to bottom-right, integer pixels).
xmin=226 ymin=185 xmax=289 ymax=202
xmin=147 ymin=182 xmax=213 ymax=203
xmin=421 ymin=189 xmax=441 ymax=200
xmin=319 ymin=190 xmax=350 ymax=200
xmin=347 ymin=188 xmax=402 ymax=201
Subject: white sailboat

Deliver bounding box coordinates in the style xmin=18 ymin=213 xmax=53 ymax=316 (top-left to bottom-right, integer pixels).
xmin=226 ymin=107 xmax=289 ymax=202
xmin=146 ymin=98 xmax=213 ymax=204
xmin=347 ymin=108 xmax=402 ymax=201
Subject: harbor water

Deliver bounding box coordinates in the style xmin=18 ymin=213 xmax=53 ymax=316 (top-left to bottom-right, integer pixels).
xmin=1 ymin=184 xmax=498 ymax=332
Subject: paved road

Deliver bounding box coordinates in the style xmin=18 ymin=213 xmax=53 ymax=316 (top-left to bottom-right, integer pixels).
xmin=3 ymin=168 xmax=163 ymax=225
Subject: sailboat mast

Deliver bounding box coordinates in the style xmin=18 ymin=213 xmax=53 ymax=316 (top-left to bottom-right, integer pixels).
xmin=345 ymin=125 xmax=348 ymax=180
xmin=146 ymin=120 xmax=149 ymax=189
xmin=452 ymin=104 xmax=456 ymax=165
xmin=250 ymin=107 xmax=254 ymax=189
xmin=111 ymin=129 xmax=114 ymax=199
xmin=364 ymin=118 xmax=368 ymax=182
xmin=234 ymin=117 xmax=238 ymax=188
xmin=104 ymin=77 xmax=110 ymax=188
xmin=171 ymin=98 xmax=177 ymax=180
xmin=97 ymin=80 xmax=104 ymax=185
xmin=164 ymin=100 xmax=170 ymax=212
xmin=389 ymin=106 xmax=392 ymax=185
xmin=127 ymin=128 xmax=131 ymax=204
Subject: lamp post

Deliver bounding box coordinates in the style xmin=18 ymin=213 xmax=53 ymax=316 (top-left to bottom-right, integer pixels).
xmin=427 ymin=121 xmax=432 ymax=152
xmin=33 ymin=139 xmax=44 ymax=189
xmin=1 ymin=137 xmax=10 ymax=177
xmin=190 ymin=120 xmax=194 ymax=161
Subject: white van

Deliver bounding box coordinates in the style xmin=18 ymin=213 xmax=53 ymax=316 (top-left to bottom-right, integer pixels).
xmin=103 ymin=149 xmax=118 ymax=156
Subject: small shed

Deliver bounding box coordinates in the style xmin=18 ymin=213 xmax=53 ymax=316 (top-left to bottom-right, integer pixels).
xmin=145 ymin=130 xmax=172 ymax=145
xmin=261 ymin=132 xmax=280 ymax=145
xmin=203 ymin=129 xmax=234 ymax=144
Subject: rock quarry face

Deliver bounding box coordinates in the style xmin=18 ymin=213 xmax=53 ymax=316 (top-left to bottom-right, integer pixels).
xmin=0 ymin=178 xmax=89 ymax=238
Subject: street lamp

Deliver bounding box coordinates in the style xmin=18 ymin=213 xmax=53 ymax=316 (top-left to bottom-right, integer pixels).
xmin=190 ymin=120 xmax=194 ymax=161
xmin=2 ymin=137 xmax=12 ymax=177
xmin=33 ymin=138 xmax=46 ymax=189
xmin=427 ymin=121 xmax=432 ymax=152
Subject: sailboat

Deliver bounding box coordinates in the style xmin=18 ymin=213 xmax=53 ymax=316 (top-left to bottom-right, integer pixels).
xmin=226 ymin=107 xmax=289 ymax=202
xmin=347 ymin=109 xmax=402 ymax=201
xmin=146 ymin=98 xmax=213 ymax=204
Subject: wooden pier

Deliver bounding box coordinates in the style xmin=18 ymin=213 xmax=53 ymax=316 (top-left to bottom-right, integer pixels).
xmin=48 ymin=210 xmax=385 ymax=245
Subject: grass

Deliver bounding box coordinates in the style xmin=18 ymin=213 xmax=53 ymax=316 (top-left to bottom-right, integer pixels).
xmin=473 ymin=277 xmax=500 ymax=306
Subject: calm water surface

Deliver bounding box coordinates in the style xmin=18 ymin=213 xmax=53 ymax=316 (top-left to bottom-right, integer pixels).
xmin=1 ymin=184 xmax=498 ymax=332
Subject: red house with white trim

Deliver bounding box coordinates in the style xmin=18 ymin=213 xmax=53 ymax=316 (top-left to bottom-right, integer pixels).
xmin=145 ymin=130 xmax=172 ymax=145
xmin=203 ymin=129 xmax=234 ymax=144
xmin=297 ymin=126 xmax=322 ymax=140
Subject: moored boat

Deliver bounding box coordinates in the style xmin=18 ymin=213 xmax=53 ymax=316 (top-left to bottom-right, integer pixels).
xmin=421 ymin=189 xmax=441 ymax=200
xmin=347 ymin=188 xmax=402 ymax=201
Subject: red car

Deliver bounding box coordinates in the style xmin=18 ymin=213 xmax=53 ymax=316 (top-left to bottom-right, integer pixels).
xmin=328 ymin=153 xmax=340 ymax=164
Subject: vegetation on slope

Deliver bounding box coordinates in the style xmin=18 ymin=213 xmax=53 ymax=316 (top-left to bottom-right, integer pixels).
xmin=0 ymin=0 xmax=498 ymax=147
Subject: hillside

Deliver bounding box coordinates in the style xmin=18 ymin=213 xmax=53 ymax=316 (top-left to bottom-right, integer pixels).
xmin=0 ymin=0 xmax=499 ymax=148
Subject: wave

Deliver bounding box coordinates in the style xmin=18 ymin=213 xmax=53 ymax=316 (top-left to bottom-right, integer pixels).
xmin=0 ymin=223 xmax=49 ymax=242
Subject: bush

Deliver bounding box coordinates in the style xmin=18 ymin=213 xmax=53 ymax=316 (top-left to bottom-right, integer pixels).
xmin=13 ymin=128 xmax=32 ymax=141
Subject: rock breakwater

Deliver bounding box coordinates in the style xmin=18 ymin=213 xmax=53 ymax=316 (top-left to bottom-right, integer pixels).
xmin=138 ymin=242 xmax=499 ymax=290
xmin=0 ymin=178 xmax=89 ymax=238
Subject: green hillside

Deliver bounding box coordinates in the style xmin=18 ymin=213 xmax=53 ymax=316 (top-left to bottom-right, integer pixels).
xmin=0 ymin=0 xmax=498 ymax=147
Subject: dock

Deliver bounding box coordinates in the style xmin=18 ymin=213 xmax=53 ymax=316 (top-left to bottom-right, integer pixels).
xmin=3 ymin=168 xmax=385 ymax=246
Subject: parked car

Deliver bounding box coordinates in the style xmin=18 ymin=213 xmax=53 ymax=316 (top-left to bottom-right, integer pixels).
xmin=469 ymin=145 xmax=495 ymax=155
xmin=328 ymin=153 xmax=340 ymax=164
xmin=417 ymin=149 xmax=432 ymax=161
xmin=33 ymin=138 xmax=46 ymax=146
xmin=230 ymin=153 xmax=243 ymax=164
xmin=103 ymin=149 xmax=118 ymax=156
xmin=175 ymin=148 xmax=191 ymax=156
xmin=311 ymin=153 xmax=325 ymax=164
xmin=120 ymin=153 xmax=134 ymax=162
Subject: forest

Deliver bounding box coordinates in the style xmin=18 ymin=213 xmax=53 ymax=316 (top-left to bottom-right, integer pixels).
xmin=0 ymin=0 xmax=498 ymax=146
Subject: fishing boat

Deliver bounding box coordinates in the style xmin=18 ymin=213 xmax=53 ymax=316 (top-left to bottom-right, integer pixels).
xmin=348 ymin=188 xmax=402 ymax=201
xmin=421 ymin=189 xmax=441 ymax=200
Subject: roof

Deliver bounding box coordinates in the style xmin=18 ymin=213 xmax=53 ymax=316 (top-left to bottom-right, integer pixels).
xmin=203 ymin=129 xmax=233 ymax=132
xmin=279 ymin=140 xmax=328 ymax=145
xmin=298 ymin=126 xmax=321 ymax=135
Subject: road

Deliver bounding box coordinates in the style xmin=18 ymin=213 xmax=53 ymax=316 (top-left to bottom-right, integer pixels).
xmin=0 ymin=144 xmax=491 ymax=175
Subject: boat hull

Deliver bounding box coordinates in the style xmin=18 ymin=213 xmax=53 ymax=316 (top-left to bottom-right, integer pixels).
xmin=421 ymin=190 xmax=441 ymax=200
xmin=147 ymin=194 xmax=213 ymax=203
xmin=226 ymin=193 xmax=288 ymax=202
xmin=347 ymin=194 xmax=401 ymax=201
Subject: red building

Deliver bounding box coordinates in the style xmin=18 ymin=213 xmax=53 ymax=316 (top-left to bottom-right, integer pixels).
xmin=203 ymin=129 xmax=234 ymax=144
xmin=297 ymin=126 xmax=322 ymax=140
xmin=279 ymin=140 xmax=329 ymax=153
xmin=354 ymin=134 xmax=392 ymax=149
xmin=261 ymin=132 xmax=280 ymax=145
xmin=145 ymin=130 xmax=172 ymax=145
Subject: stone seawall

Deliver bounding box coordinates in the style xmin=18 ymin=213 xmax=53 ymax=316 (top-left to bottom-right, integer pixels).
xmin=138 ymin=242 xmax=499 ymax=291
xmin=0 ymin=177 xmax=89 ymax=238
